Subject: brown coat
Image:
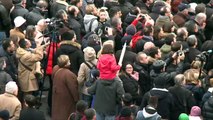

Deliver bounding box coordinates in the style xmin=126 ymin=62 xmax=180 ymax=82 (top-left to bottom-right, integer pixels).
xmin=0 ymin=93 xmax=21 ymax=120
xmin=16 ymin=47 xmax=44 ymax=92
xmin=52 ymin=65 xmax=79 ymax=120
xmin=10 ymin=28 xmax=25 ymax=40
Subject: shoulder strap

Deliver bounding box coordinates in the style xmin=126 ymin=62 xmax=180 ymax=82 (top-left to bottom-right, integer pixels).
xmin=89 ymin=18 xmax=97 ymax=32
xmin=84 ymin=61 xmax=93 ymax=69
xmin=18 ymin=58 xmax=32 ymax=71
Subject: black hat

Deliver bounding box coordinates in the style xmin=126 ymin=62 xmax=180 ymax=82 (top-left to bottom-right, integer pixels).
xmin=61 ymin=30 xmax=75 ymax=41
xmin=154 ymin=75 xmax=166 ymax=88
xmin=178 ymin=3 xmax=190 ymax=11
xmin=122 ymin=93 xmax=132 ymax=103
xmin=0 ymin=110 xmax=9 ymax=120
xmin=120 ymin=106 xmax=132 ymax=117
xmin=153 ymin=60 xmax=166 ymax=71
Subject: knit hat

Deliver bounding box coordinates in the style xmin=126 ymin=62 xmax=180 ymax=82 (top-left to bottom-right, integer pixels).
xmin=120 ymin=106 xmax=132 ymax=117
xmin=0 ymin=110 xmax=9 ymax=120
xmin=126 ymin=25 xmax=136 ymax=36
xmin=178 ymin=3 xmax=190 ymax=11
xmin=83 ymin=47 xmax=96 ymax=61
xmin=190 ymin=106 xmax=201 ymax=116
xmin=87 ymin=34 xmax=100 ymax=45
xmin=5 ymin=81 xmax=18 ymax=94
xmin=153 ymin=75 xmax=166 ymax=88
xmin=122 ymin=93 xmax=132 ymax=103
xmin=14 ymin=16 xmax=26 ymax=28
xmin=153 ymin=60 xmax=166 ymax=71
xmin=61 ymin=30 xmax=75 ymax=41
xmin=179 ymin=113 xmax=189 ymax=120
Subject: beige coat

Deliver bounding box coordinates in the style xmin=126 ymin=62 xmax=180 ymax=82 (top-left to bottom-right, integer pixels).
xmin=10 ymin=28 xmax=25 ymax=40
xmin=16 ymin=47 xmax=44 ymax=92
xmin=0 ymin=93 xmax=21 ymax=120
xmin=77 ymin=59 xmax=97 ymax=95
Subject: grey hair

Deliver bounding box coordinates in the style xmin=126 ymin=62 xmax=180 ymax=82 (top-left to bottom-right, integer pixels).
xmin=195 ymin=13 xmax=207 ymax=25
xmin=174 ymin=74 xmax=185 ymax=86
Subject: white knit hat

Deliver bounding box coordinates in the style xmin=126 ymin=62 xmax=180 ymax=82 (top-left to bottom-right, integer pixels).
xmin=83 ymin=47 xmax=96 ymax=61
xmin=5 ymin=81 xmax=18 ymax=94
xmin=14 ymin=16 xmax=26 ymax=27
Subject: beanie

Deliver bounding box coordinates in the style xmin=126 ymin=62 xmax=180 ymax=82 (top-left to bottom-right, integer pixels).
xmin=5 ymin=81 xmax=18 ymax=94
xmin=179 ymin=113 xmax=189 ymax=120
xmin=120 ymin=106 xmax=131 ymax=117
xmin=190 ymin=106 xmax=201 ymax=116
xmin=126 ymin=25 xmax=136 ymax=35
xmin=153 ymin=75 xmax=166 ymax=88
xmin=83 ymin=47 xmax=96 ymax=61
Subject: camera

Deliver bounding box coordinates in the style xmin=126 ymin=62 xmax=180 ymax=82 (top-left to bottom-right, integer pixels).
xmin=45 ymin=19 xmax=64 ymax=31
xmin=195 ymin=50 xmax=212 ymax=62
xmin=177 ymin=48 xmax=189 ymax=56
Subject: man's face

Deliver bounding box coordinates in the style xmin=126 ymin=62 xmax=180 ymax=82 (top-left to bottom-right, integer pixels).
xmin=140 ymin=54 xmax=149 ymax=64
xmin=8 ymin=41 xmax=15 ymax=53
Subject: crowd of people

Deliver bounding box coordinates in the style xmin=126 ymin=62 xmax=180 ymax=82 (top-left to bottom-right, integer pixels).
xmin=0 ymin=0 xmax=213 ymax=120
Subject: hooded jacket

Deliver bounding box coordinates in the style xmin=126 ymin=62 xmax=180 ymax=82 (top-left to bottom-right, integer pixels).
xmin=97 ymin=54 xmax=120 ymax=80
xmin=136 ymin=106 xmax=161 ymax=120
xmin=83 ymin=14 xmax=98 ymax=33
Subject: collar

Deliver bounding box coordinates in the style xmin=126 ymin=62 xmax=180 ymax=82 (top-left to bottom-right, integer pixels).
xmin=152 ymin=88 xmax=168 ymax=92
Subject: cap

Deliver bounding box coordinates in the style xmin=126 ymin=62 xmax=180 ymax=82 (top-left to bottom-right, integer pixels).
xmin=14 ymin=16 xmax=26 ymax=28
xmin=178 ymin=3 xmax=190 ymax=11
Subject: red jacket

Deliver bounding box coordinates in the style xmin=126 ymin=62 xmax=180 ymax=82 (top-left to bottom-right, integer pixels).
xmin=97 ymin=54 xmax=121 ymax=80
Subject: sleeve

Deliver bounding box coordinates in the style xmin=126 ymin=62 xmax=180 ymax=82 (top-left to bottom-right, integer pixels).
xmin=23 ymin=49 xmax=44 ymax=63
xmin=5 ymin=73 xmax=13 ymax=83
xmin=11 ymin=103 xmax=21 ymax=120
xmin=65 ymin=72 xmax=79 ymax=103
xmin=131 ymin=19 xmax=139 ymax=27
xmin=91 ymin=20 xmax=99 ymax=32
xmin=77 ymin=63 xmax=86 ymax=86
xmin=110 ymin=56 xmax=121 ymax=71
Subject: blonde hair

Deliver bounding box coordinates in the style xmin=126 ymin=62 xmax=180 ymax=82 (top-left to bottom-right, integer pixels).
xmin=191 ymin=60 xmax=202 ymax=69
xmin=184 ymin=69 xmax=199 ymax=85
xmin=85 ymin=4 xmax=96 ymax=14
xmin=57 ymin=55 xmax=70 ymax=67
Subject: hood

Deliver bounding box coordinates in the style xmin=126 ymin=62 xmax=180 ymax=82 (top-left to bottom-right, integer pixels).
xmin=83 ymin=14 xmax=98 ymax=24
xmin=16 ymin=47 xmax=27 ymax=59
xmin=59 ymin=41 xmax=81 ymax=54
xmin=98 ymin=54 xmax=114 ymax=68
xmin=124 ymin=13 xmax=137 ymax=24
xmin=142 ymin=106 xmax=158 ymax=118
xmin=160 ymin=44 xmax=171 ymax=53
xmin=150 ymin=88 xmax=169 ymax=100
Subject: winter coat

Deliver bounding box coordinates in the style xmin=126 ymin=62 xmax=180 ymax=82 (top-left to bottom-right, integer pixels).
xmin=0 ymin=93 xmax=21 ymax=120
xmin=149 ymin=1 xmax=165 ymax=22
xmin=115 ymin=48 xmax=137 ymax=65
xmin=52 ymin=65 xmax=79 ymax=120
xmin=25 ymin=7 xmax=44 ymax=26
xmin=135 ymin=36 xmax=153 ymax=53
xmin=50 ymin=0 xmax=69 ymax=17
xmin=19 ymin=107 xmax=45 ymax=120
xmin=202 ymin=96 xmax=213 ymax=120
xmin=0 ymin=4 xmax=11 ymax=33
xmin=68 ymin=15 xmax=82 ymax=43
xmin=185 ymin=47 xmax=201 ymax=64
xmin=10 ymin=4 xmax=29 ymax=26
xmin=88 ymin=79 xmax=125 ymax=115
xmin=169 ymin=85 xmax=196 ymax=120
xmin=0 ymin=0 xmax=12 ymax=13
xmin=97 ymin=54 xmax=121 ymax=80
xmin=173 ymin=12 xmax=190 ymax=27
xmin=83 ymin=14 xmax=98 ymax=33
xmin=56 ymin=41 xmax=84 ymax=75
xmin=0 ymin=47 xmax=18 ymax=81
xmin=202 ymin=88 xmax=213 ymax=106
xmin=16 ymin=47 xmax=44 ymax=92
xmin=10 ymin=28 xmax=25 ymax=40
xmin=77 ymin=59 xmax=98 ymax=95
xmin=119 ymin=2 xmax=133 ymax=22
xmin=140 ymin=88 xmax=174 ymax=119
xmin=0 ymin=70 xmax=12 ymax=94
xmin=136 ymin=106 xmax=161 ymax=120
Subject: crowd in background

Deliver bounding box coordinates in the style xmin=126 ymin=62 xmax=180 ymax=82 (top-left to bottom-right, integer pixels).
xmin=0 ymin=0 xmax=213 ymax=120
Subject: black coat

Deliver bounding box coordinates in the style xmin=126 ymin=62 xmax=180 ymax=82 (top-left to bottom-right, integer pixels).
xmin=133 ymin=62 xmax=151 ymax=96
xmin=135 ymin=36 xmax=153 ymax=53
xmin=10 ymin=5 xmax=29 ymax=26
xmin=185 ymin=47 xmax=201 ymax=64
xmin=56 ymin=41 xmax=84 ymax=75
xmin=168 ymin=85 xmax=196 ymax=120
xmin=25 ymin=7 xmax=44 ymax=25
xmin=115 ymin=48 xmax=137 ymax=65
xmin=19 ymin=108 xmax=45 ymax=120
xmin=50 ymin=1 xmax=67 ymax=17
xmin=68 ymin=16 xmax=81 ymax=43
xmin=202 ymin=96 xmax=213 ymax=120
xmin=140 ymin=88 xmax=174 ymax=119
xmin=0 ymin=4 xmax=11 ymax=35
xmin=88 ymin=79 xmax=125 ymax=115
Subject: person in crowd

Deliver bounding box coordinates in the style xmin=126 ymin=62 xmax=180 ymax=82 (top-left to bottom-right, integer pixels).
xmin=116 ymin=106 xmax=133 ymax=120
xmin=173 ymin=3 xmax=190 ymax=27
xmin=137 ymin=96 xmax=161 ymax=120
xmin=0 ymin=2 xmax=11 ymax=38
xmin=189 ymin=106 xmax=202 ymax=120
xmin=176 ymin=27 xmax=189 ymax=49
xmin=169 ymin=74 xmax=196 ymax=120
xmin=202 ymin=93 xmax=213 ymax=120
xmin=25 ymin=25 xmax=38 ymax=49
xmin=10 ymin=16 xmax=26 ymax=40
xmin=155 ymin=6 xmax=173 ymax=27
xmin=115 ymin=46 xmax=137 ymax=65
xmin=68 ymin=100 xmax=88 ymax=120
xmin=83 ymin=108 xmax=96 ymax=120
xmin=119 ymin=62 xmax=139 ymax=104
xmin=140 ymin=73 xmax=174 ymax=120
xmin=19 ymin=94 xmax=45 ymax=120
xmin=0 ymin=110 xmax=10 ymax=120
xmin=202 ymin=78 xmax=213 ymax=106
xmin=184 ymin=68 xmax=205 ymax=106
xmin=56 ymin=30 xmax=84 ymax=75
xmin=16 ymin=38 xmax=45 ymax=94
xmin=77 ymin=47 xmax=97 ymax=107
xmin=0 ymin=81 xmax=21 ymax=120
xmin=0 ymin=38 xmax=17 ymax=81
xmin=88 ymin=43 xmax=124 ymax=120
xmin=0 ymin=57 xmax=13 ymax=94
xmin=10 ymin=0 xmax=29 ymax=27
xmin=160 ymin=33 xmax=176 ymax=59
xmin=25 ymin=0 xmax=48 ymax=25
xmin=52 ymin=55 xmax=79 ymax=120
xmin=148 ymin=46 xmax=162 ymax=64
xmin=153 ymin=26 xmax=166 ymax=48
xmin=50 ymin=0 xmax=69 ymax=17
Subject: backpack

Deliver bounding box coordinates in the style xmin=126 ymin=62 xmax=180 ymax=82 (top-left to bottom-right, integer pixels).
xmin=84 ymin=61 xmax=99 ymax=87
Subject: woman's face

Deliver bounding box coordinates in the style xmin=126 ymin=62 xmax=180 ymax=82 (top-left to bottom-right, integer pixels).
xmin=125 ymin=64 xmax=133 ymax=74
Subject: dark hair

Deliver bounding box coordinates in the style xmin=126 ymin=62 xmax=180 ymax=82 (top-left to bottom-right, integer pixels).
xmin=143 ymin=25 xmax=153 ymax=36
xmin=165 ymin=34 xmax=175 ymax=45
xmin=171 ymin=41 xmax=182 ymax=52
xmin=67 ymin=6 xmax=76 ymax=16
xmin=18 ymin=39 xmax=26 ymax=49
xmin=76 ymin=100 xmax=88 ymax=112
xmin=84 ymin=108 xmax=96 ymax=120
xmin=153 ymin=26 xmax=162 ymax=40
xmin=184 ymin=20 xmax=197 ymax=34
xmin=10 ymin=35 xmax=19 ymax=48
xmin=109 ymin=6 xmax=121 ymax=18
xmin=163 ymin=22 xmax=174 ymax=33
xmin=70 ymin=0 xmax=81 ymax=5
xmin=56 ymin=9 xmax=67 ymax=19
xmin=160 ymin=6 xmax=169 ymax=16
xmin=61 ymin=30 xmax=75 ymax=41
xmin=195 ymin=3 xmax=206 ymax=14
xmin=101 ymin=44 xmax=114 ymax=54
xmin=24 ymin=95 xmax=37 ymax=108
xmin=130 ymin=7 xmax=140 ymax=15
xmin=2 ymin=38 xmax=12 ymax=51
xmin=25 ymin=25 xmax=36 ymax=40
xmin=149 ymin=47 xmax=159 ymax=58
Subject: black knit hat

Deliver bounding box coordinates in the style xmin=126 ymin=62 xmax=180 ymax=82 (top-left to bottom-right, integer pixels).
xmin=154 ymin=75 xmax=166 ymax=88
xmin=61 ymin=30 xmax=75 ymax=41
xmin=120 ymin=106 xmax=132 ymax=117
xmin=153 ymin=60 xmax=166 ymax=71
